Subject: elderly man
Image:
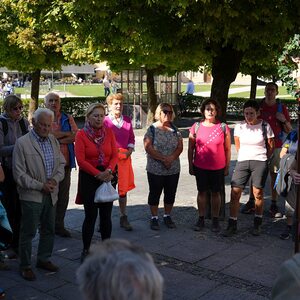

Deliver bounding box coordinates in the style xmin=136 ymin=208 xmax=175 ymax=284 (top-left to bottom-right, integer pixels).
xmin=44 ymin=92 xmax=78 ymax=238
xmin=13 ymin=108 xmax=65 ymax=281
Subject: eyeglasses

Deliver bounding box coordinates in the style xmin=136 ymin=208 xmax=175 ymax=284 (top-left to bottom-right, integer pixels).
xmin=162 ymin=110 xmax=173 ymax=115
xmin=13 ymin=106 xmax=23 ymax=111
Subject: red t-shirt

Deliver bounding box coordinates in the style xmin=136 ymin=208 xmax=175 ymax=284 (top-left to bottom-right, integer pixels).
xmin=260 ymin=101 xmax=290 ymax=148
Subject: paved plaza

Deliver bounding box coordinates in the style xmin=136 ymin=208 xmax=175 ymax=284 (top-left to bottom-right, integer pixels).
xmin=0 ymin=122 xmax=295 ymax=300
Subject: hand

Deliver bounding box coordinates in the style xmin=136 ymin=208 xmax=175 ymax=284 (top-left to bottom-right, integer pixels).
xmin=42 ymin=181 xmax=56 ymax=193
xmin=224 ymin=166 xmax=229 ymax=176
xmin=276 ymin=112 xmax=286 ymax=123
xmin=95 ymin=170 xmax=114 ymax=182
xmin=162 ymin=156 xmax=173 ymax=170
xmin=189 ymin=165 xmax=194 ymax=176
xmin=290 ymin=169 xmax=300 ymax=185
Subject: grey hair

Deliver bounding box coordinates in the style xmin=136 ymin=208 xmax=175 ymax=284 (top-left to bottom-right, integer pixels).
xmin=44 ymin=92 xmax=61 ymax=105
xmin=32 ymin=108 xmax=54 ymax=122
xmin=77 ymin=239 xmax=163 ymax=300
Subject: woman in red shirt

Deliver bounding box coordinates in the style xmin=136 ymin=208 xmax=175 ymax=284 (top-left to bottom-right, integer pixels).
xmin=75 ymin=103 xmax=118 ymax=262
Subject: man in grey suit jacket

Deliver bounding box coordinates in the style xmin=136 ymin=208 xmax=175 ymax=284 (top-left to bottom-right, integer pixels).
xmin=13 ymin=108 xmax=65 ymax=281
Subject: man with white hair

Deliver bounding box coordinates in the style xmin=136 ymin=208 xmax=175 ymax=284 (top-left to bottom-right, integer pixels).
xmin=77 ymin=239 xmax=163 ymax=300
xmin=44 ymin=92 xmax=78 ymax=238
xmin=13 ymin=108 xmax=65 ymax=281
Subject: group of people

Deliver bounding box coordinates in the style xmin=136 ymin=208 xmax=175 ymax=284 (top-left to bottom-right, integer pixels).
xmin=0 ymin=82 xmax=299 ymax=289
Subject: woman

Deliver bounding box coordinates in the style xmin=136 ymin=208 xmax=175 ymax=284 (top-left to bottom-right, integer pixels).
xmin=188 ymin=99 xmax=231 ymax=232
xmin=104 ymin=93 xmax=135 ymax=231
xmin=144 ymin=103 xmax=183 ymax=230
xmin=75 ymin=103 xmax=118 ymax=262
xmin=224 ymin=100 xmax=274 ymax=237
xmin=0 ymin=95 xmax=29 ymax=257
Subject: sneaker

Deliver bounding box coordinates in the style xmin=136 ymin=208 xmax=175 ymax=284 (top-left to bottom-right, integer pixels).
xmin=251 ymin=216 xmax=262 ymax=236
xmin=222 ymin=219 xmax=237 ymax=237
xmin=150 ymin=218 xmax=159 ymax=231
xmin=211 ymin=217 xmax=221 ymax=233
xmin=163 ymin=216 xmax=176 ymax=228
xmin=120 ymin=215 xmax=133 ymax=231
xmin=241 ymin=198 xmax=255 ymax=214
xmin=194 ymin=217 xmax=205 ymax=231
xmin=269 ymin=203 xmax=282 ymax=218
xmin=280 ymin=226 xmax=292 ymax=240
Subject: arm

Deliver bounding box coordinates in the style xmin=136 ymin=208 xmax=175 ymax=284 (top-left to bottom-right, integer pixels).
xmin=267 ymin=137 xmax=275 ymax=159
xmin=0 ymin=165 xmax=4 ymax=182
xmin=53 ymin=115 xmax=78 ymax=144
xmin=188 ymin=133 xmax=196 ymax=175
xmin=276 ymin=106 xmax=292 ymax=133
xmin=163 ymin=137 xmax=183 ymax=169
xmin=144 ymin=136 xmax=166 ymax=162
xmin=234 ymin=136 xmax=240 ymax=152
xmin=224 ymin=129 xmax=231 ymax=176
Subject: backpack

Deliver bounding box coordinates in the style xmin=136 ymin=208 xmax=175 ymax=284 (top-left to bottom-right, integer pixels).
xmin=0 ymin=117 xmax=28 ymax=137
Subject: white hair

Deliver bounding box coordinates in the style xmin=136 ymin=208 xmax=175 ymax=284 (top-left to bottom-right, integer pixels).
xmin=32 ymin=108 xmax=54 ymax=122
xmin=77 ymin=239 xmax=163 ymax=300
xmin=44 ymin=92 xmax=61 ymax=105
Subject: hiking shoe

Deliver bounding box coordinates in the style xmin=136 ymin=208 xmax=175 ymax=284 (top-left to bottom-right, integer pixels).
xmin=222 ymin=219 xmax=237 ymax=237
xmin=280 ymin=226 xmax=292 ymax=240
xmin=211 ymin=217 xmax=221 ymax=233
xmin=163 ymin=216 xmax=176 ymax=228
xmin=241 ymin=198 xmax=255 ymax=214
xmin=150 ymin=218 xmax=159 ymax=231
xmin=120 ymin=215 xmax=133 ymax=231
xmin=252 ymin=216 xmax=262 ymax=236
xmin=269 ymin=203 xmax=282 ymax=218
xmin=194 ymin=217 xmax=205 ymax=231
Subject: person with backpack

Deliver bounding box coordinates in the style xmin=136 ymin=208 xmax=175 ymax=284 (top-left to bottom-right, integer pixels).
xmin=188 ymin=99 xmax=231 ymax=232
xmin=44 ymin=92 xmax=78 ymax=238
xmin=0 ymin=95 xmax=29 ymax=258
xmin=241 ymin=82 xmax=292 ymax=218
xmin=223 ymin=100 xmax=274 ymax=237
xmin=144 ymin=103 xmax=183 ymax=230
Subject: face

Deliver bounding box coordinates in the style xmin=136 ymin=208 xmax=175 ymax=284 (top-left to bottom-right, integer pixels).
xmin=8 ymin=102 xmax=23 ymax=120
xmin=204 ymin=103 xmax=217 ymax=120
xmin=110 ymin=99 xmax=123 ymax=117
xmin=160 ymin=106 xmax=173 ymax=123
xmin=88 ymin=107 xmax=105 ymax=129
xmin=33 ymin=113 xmax=52 ymax=138
xmin=244 ymin=107 xmax=258 ymax=124
xmin=265 ymin=85 xmax=278 ymax=101
xmin=46 ymin=96 xmax=61 ymax=114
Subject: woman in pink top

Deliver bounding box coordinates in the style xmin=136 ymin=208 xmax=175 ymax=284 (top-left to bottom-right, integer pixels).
xmin=188 ymin=99 xmax=231 ymax=232
xmin=104 ymin=93 xmax=135 ymax=231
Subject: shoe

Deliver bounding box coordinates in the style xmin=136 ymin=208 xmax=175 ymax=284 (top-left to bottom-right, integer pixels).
xmin=55 ymin=228 xmax=71 ymax=238
xmin=211 ymin=217 xmax=221 ymax=233
xmin=120 ymin=215 xmax=133 ymax=231
xmin=163 ymin=216 xmax=176 ymax=228
xmin=80 ymin=249 xmax=89 ymax=263
xmin=20 ymin=267 xmax=36 ymax=281
xmin=252 ymin=217 xmax=262 ymax=236
xmin=269 ymin=203 xmax=282 ymax=218
xmin=0 ymin=287 xmax=5 ymax=299
xmin=36 ymin=260 xmax=59 ymax=272
xmin=0 ymin=261 xmax=10 ymax=271
xmin=194 ymin=217 xmax=205 ymax=231
xmin=280 ymin=226 xmax=292 ymax=240
xmin=150 ymin=218 xmax=159 ymax=230
xmin=223 ymin=219 xmax=237 ymax=237
xmin=241 ymin=198 xmax=255 ymax=214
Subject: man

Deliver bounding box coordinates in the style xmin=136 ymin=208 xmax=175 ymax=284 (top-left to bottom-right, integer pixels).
xmin=13 ymin=108 xmax=65 ymax=281
xmin=186 ymin=79 xmax=195 ymax=95
xmin=241 ymin=82 xmax=292 ymax=217
xmin=103 ymin=76 xmax=111 ymax=97
xmin=77 ymin=239 xmax=163 ymax=300
xmin=44 ymin=92 xmax=78 ymax=238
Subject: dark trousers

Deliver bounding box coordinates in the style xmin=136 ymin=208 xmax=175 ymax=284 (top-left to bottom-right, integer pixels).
xmin=147 ymin=172 xmax=180 ymax=206
xmin=1 ymin=167 xmax=21 ymax=249
xmin=79 ymin=170 xmax=113 ymax=250
xmin=55 ymin=166 xmax=71 ymax=231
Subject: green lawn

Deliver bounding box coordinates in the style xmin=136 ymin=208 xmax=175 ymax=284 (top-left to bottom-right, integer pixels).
xmin=230 ymin=86 xmax=292 ymax=98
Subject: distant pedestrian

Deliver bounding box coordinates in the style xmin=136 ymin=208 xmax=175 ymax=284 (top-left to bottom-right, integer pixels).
xmin=144 ymin=103 xmax=183 ymax=230
xmin=223 ymin=100 xmax=274 ymax=237
xmin=103 ymin=76 xmax=110 ymax=97
xmin=188 ymin=99 xmax=231 ymax=232
xmin=186 ymin=79 xmax=195 ymax=95
xmin=13 ymin=108 xmax=66 ymax=281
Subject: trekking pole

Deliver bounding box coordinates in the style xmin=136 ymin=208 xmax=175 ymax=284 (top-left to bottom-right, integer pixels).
xmin=295 ymin=93 xmax=300 ymax=253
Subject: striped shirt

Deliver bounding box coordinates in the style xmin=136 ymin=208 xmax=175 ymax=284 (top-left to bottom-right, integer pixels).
xmin=32 ymin=129 xmax=54 ymax=179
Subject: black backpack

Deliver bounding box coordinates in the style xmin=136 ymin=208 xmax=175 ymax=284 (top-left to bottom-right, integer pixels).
xmin=0 ymin=117 xmax=28 ymax=137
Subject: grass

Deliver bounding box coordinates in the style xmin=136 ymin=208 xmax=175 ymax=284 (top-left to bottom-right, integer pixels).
xmin=231 ymin=86 xmax=293 ymax=98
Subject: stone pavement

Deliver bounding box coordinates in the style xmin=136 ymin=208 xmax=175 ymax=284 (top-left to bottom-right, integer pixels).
xmin=0 ymin=124 xmax=295 ymax=300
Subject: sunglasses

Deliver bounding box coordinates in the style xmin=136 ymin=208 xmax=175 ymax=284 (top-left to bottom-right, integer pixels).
xmin=162 ymin=110 xmax=173 ymax=115
xmin=13 ymin=106 xmax=23 ymax=111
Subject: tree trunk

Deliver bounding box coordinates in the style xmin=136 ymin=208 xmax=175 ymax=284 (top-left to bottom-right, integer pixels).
xmin=250 ymin=74 xmax=257 ymax=100
xmin=146 ymin=68 xmax=157 ymax=125
xmin=28 ymin=69 xmax=41 ymax=122
xmin=211 ymin=46 xmax=243 ymax=120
